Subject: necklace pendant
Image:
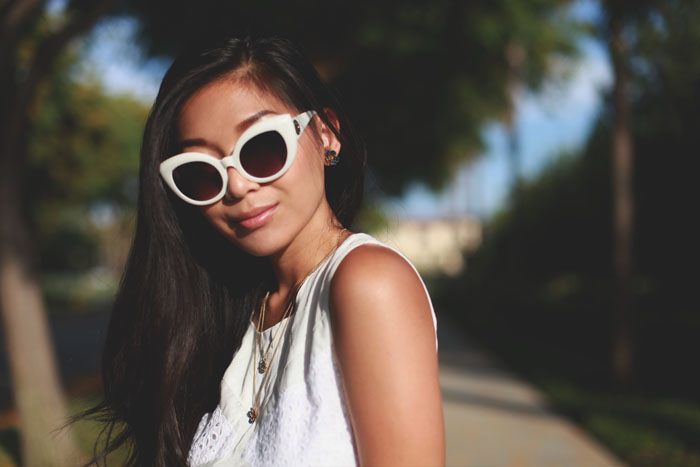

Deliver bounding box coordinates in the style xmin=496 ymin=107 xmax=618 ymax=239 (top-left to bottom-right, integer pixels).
xmin=258 ymin=357 xmax=268 ymax=374
xmin=247 ymin=407 xmax=258 ymax=424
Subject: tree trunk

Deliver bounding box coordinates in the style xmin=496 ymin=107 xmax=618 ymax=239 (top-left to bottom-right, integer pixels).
xmin=0 ymin=258 xmax=83 ymax=466
xmin=505 ymin=42 xmax=526 ymax=193
xmin=609 ymin=15 xmax=635 ymax=389
xmin=0 ymin=129 xmax=82 ymax=465
xmin=0 ymin=2 xmax=117 ymax=463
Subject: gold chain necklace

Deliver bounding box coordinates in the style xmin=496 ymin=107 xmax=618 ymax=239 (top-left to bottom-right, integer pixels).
xmin=255 ymin=291 xmax=292 ymax=374
xmin=246 ymin=228 xmax=348 ymax=424
xmin=247 ymin=293 xmax=294 ymax=424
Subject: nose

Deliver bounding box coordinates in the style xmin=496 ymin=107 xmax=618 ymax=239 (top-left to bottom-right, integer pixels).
xmin=224 ymin=167 xmax=259 ymax=201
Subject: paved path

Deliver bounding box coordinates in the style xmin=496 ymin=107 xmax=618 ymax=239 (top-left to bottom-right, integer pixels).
xmin=438 ymin=316 xmax=625 ymax=467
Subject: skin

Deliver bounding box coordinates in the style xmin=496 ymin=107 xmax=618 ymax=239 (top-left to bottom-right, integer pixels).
xmin=177 ymin=77 xmax=445 ymax=465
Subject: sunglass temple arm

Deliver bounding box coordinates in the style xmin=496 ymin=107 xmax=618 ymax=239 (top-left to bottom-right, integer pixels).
xmin=294 ymin=110 xmax=317 ymax=138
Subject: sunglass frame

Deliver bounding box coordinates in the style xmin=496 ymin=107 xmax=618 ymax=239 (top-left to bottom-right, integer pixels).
xmin=160 ymin=110 xmax=316 ymax=205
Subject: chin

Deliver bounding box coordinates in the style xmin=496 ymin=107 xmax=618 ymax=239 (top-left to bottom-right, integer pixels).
xmin=233 ymin=242 xmax=277 ymax=258
xmin=219 ymin=226 xmax=285 ymax=258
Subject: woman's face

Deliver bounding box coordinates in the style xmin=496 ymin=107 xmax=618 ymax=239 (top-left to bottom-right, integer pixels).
xmin=176 ymin=78 xmax=339 ymax=257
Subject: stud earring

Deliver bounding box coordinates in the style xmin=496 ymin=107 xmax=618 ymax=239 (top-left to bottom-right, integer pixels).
xmin=325 ymin=149 xmax=339 ymax=166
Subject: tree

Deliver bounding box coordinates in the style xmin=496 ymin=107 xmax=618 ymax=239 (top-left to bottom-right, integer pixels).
xmin=0 ymin=0 xmax=581 ymax=462
xmin=450 ymin=0 xmax=700 ymax=399
xmin=0 ymin=1 xmax=116 ymax=464
xmin=121 ymin=0 xmax=579 ymax=195
xmin=599 ymin=0 xmax=661 ymax=389
xmin=607 ymin=0 xmax=636 ymax=390
xmin=28 ymin=69 xmax=149 ymax=279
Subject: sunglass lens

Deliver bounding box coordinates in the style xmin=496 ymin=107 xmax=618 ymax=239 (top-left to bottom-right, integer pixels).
xmin=240 ymin=131 xmax=287 ymax=178
xmin=173 ymin=161 xmax=223 ymax=201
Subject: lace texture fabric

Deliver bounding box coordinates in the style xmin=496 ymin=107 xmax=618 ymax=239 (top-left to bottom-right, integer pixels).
xmin=188 ymin=406 xmax=237 ymax=466
xmin=242 ymin=347 xmax=356 ymax=466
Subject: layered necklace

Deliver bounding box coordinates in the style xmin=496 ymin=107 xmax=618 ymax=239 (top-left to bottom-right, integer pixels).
xmin=246 ymin=228 xmax=348 ymax=424
xmin=247 ymin=291 xmax=294 ymax=424
xmin=254 ymin=291 xmax=293 ymax=375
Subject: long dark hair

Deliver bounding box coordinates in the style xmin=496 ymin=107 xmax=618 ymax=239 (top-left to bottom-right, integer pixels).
xmin=80 ymin=36 xmax=365 ymax=466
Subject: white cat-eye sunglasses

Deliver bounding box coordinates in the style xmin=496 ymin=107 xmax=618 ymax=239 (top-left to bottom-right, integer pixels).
xmin=159 ymin=110 xmax=316 ymax=205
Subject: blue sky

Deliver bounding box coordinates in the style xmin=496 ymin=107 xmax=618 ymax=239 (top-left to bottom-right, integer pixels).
xmin=79 ymin=0 xmax=610 ymax=221
xmin=385 ymin=36 xmax=612 ymax=220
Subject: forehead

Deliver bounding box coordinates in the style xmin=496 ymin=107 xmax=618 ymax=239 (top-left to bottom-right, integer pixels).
xmin=177 ymin=79 xmax=292 ymax=140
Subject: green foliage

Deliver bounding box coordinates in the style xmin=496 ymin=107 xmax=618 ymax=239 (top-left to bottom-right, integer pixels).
xmin=22 ymin=53 xmax=148 ymax=281
xmin=120 ymin=0 xmax=581 ymax=195
xmin=0 ymin=392 xmax=132 ymax=465
xmin=543 ymin=380 xmax=700 ymax=467
xmin=333 ymin=0 xmax=581 ymax=195
xmin=434 ymin=4 xmax=700 ymax=463
xmin=443 ymin=0 xmax=700 ymax=393
xmin=27 ymin=76 xmax=147 ymax=206
xmin=353 ymin=202 xmax=390 ymax=234
xmin=69 ymin=395 xmax=132 ymax=464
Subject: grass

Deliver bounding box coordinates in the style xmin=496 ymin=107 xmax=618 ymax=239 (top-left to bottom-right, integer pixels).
xmin=0 ymin=436 xmax=17 ymax=467
xmin=0 ymin=393 xmax=130 ymax=466
xmin=69 ymin=395 xmax=131 ymax=465
xmin=538 ymin=378 xmax=700 ymax=467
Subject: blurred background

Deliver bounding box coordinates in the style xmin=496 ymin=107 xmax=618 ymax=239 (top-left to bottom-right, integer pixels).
xmin=0 ymin=0 xmax=698 ymax=465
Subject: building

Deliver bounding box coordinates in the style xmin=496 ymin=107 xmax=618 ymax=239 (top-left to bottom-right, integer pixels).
xmin=370 ymin=217 xmax=482 ymax=276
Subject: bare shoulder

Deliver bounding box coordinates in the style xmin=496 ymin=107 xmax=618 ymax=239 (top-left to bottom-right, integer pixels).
xmin=329 ymin=241 xmax=436 ymax=361
xmin=330 ymin=243 xmax=432 ymax=318
xmin=329 ymin=243 xmax=444 ymax=465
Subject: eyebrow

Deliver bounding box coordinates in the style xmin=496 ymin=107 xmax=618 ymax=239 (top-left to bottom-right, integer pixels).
xmin=178 ymin=138 xmax=227 ymax=156
xmin=237 ymin=109 xmax=277 ymax=131
xmin=178 ymin=110 xmax=278 ymax=155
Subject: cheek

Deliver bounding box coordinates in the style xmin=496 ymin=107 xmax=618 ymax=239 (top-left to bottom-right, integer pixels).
xmin=200 ymin=204 xmax=217 ymax=223
xmin=199 ymin=204 xmax=228 ymax=235
xmin=271 ymin=144 xmax=326 ymax=226
xmin=293 ymin=140 xmax=325 ymax=186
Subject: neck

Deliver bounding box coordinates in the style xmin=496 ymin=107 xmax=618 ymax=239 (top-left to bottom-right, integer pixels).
xmin=269 ymin=201 xmax=345 ymax=299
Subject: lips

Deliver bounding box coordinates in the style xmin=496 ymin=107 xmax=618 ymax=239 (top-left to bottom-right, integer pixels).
xmin=232 ymin=204 xmax=278 ymax=230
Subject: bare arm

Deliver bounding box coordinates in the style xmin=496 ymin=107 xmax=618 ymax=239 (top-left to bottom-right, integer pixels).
xmin=330 ymin=244 xmax=445 ymax=466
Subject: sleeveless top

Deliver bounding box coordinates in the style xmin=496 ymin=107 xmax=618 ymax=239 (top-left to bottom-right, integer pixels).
xmin=187 ymin=233 xmax=437 ymax=466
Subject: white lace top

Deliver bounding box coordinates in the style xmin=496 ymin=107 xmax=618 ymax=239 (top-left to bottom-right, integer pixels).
xmin=187 ymin=233 xmax=437 ymax=466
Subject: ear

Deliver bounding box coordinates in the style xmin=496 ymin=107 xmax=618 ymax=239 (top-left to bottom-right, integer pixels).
xmin=318 ymin=108 xmax=341 ymax=166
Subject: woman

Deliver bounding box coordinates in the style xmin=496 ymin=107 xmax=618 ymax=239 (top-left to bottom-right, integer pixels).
xmin=88 ymin=36 xmax=444 ymax=466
